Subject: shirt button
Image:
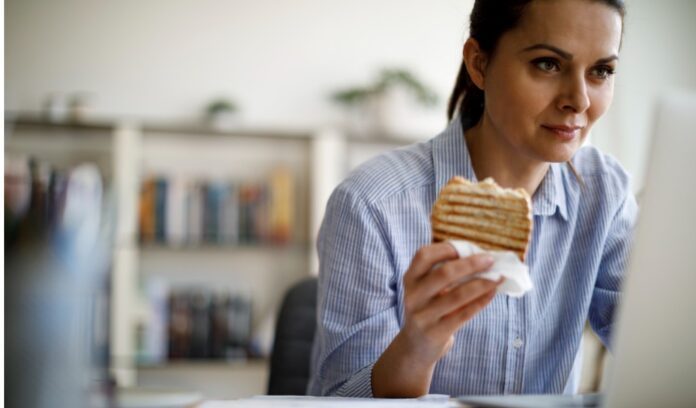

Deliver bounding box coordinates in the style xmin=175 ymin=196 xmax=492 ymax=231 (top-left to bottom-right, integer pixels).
xmin=512 ymin=337 xmax=524 ymax=349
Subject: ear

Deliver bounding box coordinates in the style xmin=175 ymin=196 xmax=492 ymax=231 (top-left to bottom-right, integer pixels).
xmin=463 ymin=38 xmax=488 ymax=90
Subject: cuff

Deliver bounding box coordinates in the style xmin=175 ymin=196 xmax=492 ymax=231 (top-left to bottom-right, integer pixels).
xmin=334 ymin=362 xmax=375 ymax=398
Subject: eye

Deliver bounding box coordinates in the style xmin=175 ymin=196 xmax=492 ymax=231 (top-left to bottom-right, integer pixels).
xmin=590 ymin=65 xmax=616 ymax=80
xmin=532 ymin=57 xmax=561 ymax=73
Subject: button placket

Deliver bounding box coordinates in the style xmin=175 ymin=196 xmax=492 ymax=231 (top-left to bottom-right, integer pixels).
xmin=505 ymin=297 xmax=526 ymax=394
xmin=503 ymin=297 xmax=518 ymax=394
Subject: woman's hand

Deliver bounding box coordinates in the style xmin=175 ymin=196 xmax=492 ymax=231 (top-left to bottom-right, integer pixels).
xmin=372 ymin=242 xmax=500 ymax=397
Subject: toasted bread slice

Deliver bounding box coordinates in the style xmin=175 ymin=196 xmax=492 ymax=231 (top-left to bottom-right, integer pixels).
xmin=431 ymin=177 xmax=533 ymax=261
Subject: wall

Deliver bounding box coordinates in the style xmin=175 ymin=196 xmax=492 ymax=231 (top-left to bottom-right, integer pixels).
xmin=6 ymin=0 xmax=696 ymax=184
xmin=5 ymin=0 xmax=470 ymax=134
xmin=592 ymin=0 xmax=696 ymax=189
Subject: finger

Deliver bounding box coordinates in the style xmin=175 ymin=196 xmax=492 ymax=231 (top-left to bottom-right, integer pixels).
xmin=407 ymin=254 xmax=495 ymax=313
xmin=418 ymin=254 xmax=495 ymax=295
xmin=415 ymin=278 xmax=498 ymax=324
xmin=403 ymin=243 xmax=459 ymax=286
xmin=438 ymin=288 xmax=497 ymax=333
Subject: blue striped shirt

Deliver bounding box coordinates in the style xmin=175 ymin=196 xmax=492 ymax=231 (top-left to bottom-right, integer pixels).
xmin=307 ymin=119 xmax=638 ymax=397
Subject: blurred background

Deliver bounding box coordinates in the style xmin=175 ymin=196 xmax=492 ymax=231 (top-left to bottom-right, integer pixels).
xmin=5 ymin=0 xmax=696 ymax=405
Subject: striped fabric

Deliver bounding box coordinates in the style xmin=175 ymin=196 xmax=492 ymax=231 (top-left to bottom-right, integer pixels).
xmin=307 ymin=119 xmax=638 ymax=397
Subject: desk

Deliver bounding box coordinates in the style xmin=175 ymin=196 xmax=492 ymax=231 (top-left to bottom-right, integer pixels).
xmin=198 ymin=394 xmax=602 ymax=408
xmin=199 ymin=395 xmax=462 ymax=408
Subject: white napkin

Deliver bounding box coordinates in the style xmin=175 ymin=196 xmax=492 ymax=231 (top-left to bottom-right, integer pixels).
xmin=448 ymin=240 xmax=533 ymax=298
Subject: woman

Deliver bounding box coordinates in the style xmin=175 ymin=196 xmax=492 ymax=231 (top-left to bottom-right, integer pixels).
xmin=308 ymin=0 xmax=636 ymax=398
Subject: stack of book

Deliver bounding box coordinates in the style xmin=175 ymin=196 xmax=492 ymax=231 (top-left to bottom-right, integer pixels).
xmin=138 ymin=168 xmax=294 ymax=246
xmin=139 ymin=285 xmax=253 ymax=363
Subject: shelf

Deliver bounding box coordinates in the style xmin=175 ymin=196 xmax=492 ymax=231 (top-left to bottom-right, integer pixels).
xmin=138 ymin=243 xmax=311 ymax=289
xmin=143 ymin=123 xmax=315 ymax=141
xmin=136 ymin=358 xmax=269 ymax=399
xmin=347 ymin=135 xmax=422 ymax=145
xmin=116 ymin=387 xmax=203 ymax=408
xmin=137 ymin=358 xmax=268 ymax=371
xmin=5 ymin=112 xmax=120 ymax=132
xmin=6 ymin=112 xmax=429 ymax=144
xmin=5 ymin=112 xmax=321 ymax=141
xmin=139 ymin=242 xmax=311 ymax=253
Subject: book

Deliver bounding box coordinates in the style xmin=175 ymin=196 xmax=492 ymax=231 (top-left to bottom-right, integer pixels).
xmin=167 ymin=291 xmax=192 ymax=359
xmin=186 ymin=181 xmax=204 ymax=245
xmin=161 ymin=287 xmax=252 ymax=360
xmin=220 ymin=183 xmax=239 ymax=245
xmin=138 ymin=178 xmax=156 ymax=243
xmin=238 ymin=183 xmax=257 ymax=243
xmin=189 ymin=290 xmax=211 ymax=359
xmin=138 ymin=170 xmax=298 ymax=247
xmin=268 ymin=167 xmax=294 ymax=244
xmin=209 ymin=293 xmax=230 ymax=359
xmin=154 ymin=178 xmax=168 ymax=242
xmin=166 ymin=177 xmax=187 ymax=246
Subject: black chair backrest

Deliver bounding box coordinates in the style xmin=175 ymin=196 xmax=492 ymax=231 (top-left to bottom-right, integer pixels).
xmin=267 ymin=277 xmax=318 ymax=395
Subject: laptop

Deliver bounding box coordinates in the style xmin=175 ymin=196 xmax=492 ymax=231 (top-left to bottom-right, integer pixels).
xmin=458 ymin=91 xmax=696 ymax=408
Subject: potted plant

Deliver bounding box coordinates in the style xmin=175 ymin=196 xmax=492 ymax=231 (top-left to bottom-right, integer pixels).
xmin=331 ymin=68 xmax=439 ymax=138
xmin=205 ymin=98 xmax=240 ymax=129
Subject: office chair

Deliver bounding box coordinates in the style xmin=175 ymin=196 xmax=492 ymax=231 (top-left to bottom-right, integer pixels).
xmin=267 ymin=277 xmax=318 ymax=395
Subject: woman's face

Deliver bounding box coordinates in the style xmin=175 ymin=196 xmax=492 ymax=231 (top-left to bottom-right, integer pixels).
xmin=480 ymin=0 xmax=623 ymax=163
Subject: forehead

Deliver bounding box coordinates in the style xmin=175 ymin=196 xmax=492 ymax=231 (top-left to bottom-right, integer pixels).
xmin=503 ymin=0 xmax=623 ymax=58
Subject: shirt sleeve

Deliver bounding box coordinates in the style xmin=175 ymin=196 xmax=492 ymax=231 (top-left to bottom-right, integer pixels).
xmin=588 ymin=191 xmax=639 ymax=349
xmin=307 ymin=185 xmax=400 ymax=397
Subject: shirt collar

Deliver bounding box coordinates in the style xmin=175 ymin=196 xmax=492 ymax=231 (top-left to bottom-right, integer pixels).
xmin=431 ymin=119 xmax=569 ymax=221
xmin=533 ymin=162 xmax=569 ymax=220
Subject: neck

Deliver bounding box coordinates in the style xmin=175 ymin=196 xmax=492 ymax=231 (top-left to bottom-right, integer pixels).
xmin=465 ymin=116 xmax=549 ymax=196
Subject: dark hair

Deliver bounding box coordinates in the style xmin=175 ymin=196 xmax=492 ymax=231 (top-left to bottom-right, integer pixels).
xmin=448 ymin=0 xmax=626 ymax=130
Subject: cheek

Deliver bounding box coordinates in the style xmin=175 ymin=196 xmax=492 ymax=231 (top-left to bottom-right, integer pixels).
xmin=588 ymin=85 xmax=615 ymax=125
xmin=486 ymin=72 xmax=548 ymax=129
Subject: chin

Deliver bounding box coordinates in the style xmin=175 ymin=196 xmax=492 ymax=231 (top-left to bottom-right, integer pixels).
xmin=530 ymin=131 xmax=585 ymax=163
xmin=538 ymin=145 xmax=580 ymax=163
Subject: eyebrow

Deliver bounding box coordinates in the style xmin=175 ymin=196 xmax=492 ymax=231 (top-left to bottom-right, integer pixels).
xmin=521 ymin=43 xmax=619 ymax=64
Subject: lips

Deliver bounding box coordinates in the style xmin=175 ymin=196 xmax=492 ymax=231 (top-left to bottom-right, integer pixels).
xmin=541 ymin=124 xmax=583 ymax=141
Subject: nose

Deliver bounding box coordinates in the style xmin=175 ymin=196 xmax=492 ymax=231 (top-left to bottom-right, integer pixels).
xmin=557 ymin=73 xmax=590 ymax=114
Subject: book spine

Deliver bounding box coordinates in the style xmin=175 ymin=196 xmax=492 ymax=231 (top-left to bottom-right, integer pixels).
xmin=222 ymin=182 xmax=239 ymax=245
xmin=189 ymin=290 xmax=211 ymax=359
xmin=154 ymin=178 xmax=168 ymax=242
xmin=269 ymin=168 xmax=294 ymax=244
xmin=139 ymin=178 xmax=156 ymax=243
xmin=166 ymin=177 xmax=186 ymax=246
xmin=187 ymin=182 xmax=203 ymax=245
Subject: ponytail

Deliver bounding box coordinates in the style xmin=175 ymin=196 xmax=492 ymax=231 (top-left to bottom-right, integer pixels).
xmin=447 ymin=59 xmax=485 ymax=130
xmin=447 ymin=60 xmax=468 ymax=121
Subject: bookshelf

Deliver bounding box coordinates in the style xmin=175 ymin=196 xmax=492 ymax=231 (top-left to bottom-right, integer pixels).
xmin=125 ymin=121 xmax=333 ymax=394
xmin=5 ymin=114 xmax=422 ymax=398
